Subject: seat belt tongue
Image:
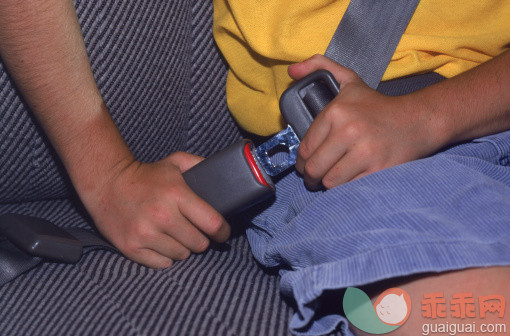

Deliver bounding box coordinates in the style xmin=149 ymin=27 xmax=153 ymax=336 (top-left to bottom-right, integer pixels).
xmin=0 ymin=214 xmax=83 ymax=263
xmin=255 ymin=70 xmax=340 ymax=176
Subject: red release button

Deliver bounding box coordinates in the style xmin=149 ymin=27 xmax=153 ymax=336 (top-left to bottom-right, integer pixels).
xmin=243 ymin=143 xmax=271 ymax=188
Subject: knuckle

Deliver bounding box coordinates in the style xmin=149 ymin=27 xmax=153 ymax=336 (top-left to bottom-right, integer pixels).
xmin=297 ymin=141 xmax=310 ymax=160
xmin=175 ymin=248 xmax=191 ymax=261
xmin=330 ymin=130 xmax=346 ymax=144
xmin=195 ymin=239 xmax=210 ymax=253
xmin=155 ymin=258 xmax=174 ymax=269
xmin=165 ymin=184 xmax=182 ymax=199
xmin=218 ymin=224 xmax=231 ymax=242
xmin=323 ymin=104 xmax=346 ymax=125
xmin=297 ymin=140 xmax=311 ymax=159
xmin=324 ymin=105 xmax=339 ymax=121
xmin=134 ymin=224 xmax=155 ymax=242
xmin=344 ymin=122 xmax=363 ymax=139
xmin=322 ymin=177 xmax=336 ymax=189
xmin=162 ymin=259 xmax=174 ymax=268
xmin=145 ymin=199 xmax=171 ymax=215
xmin=171 ymin=151 xmax=186 ymax=161
xmin=336 ymin=66 xmax=360 ymax=84
xmin=163 ymin=217 xmax=179 ymax=232
xmin=359 ymin=142 xmax=376 ymax=158
xmin=122 ymin=241 xmax=141 ymax=259
xmin=310 ymin=54 xmax=322 ymax=62
xmin=207 ymin=214 xmax=224 ymax=235
xmin=304 ymin=160 xmax=321 ymax=179
xmin=368 ymin=162 xmax=385 ymax=174
xmin=345 ymin=68 xmax=359 ymax=81
xmin=322 ymin=168 xmax=340 ymax=189
xmin=147 ymin=203 xmax=170 ymax=224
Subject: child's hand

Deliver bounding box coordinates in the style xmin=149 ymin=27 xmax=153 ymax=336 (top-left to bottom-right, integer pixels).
xmin=80 ymin=152 xmax=230 ymax=268
xmin=290 ymin=55 xmax=441 ymax=189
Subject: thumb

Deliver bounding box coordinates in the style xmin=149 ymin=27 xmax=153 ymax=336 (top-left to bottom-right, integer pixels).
xmin=167 ymin=152 xmax=205 ymax=172
xmin=288 ymin=54 xmax=360 ymax=89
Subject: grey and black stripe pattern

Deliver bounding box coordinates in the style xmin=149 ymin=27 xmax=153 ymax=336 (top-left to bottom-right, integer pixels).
xmin=77 ymin=0 xmax=192 ymax=163
xmin=187 ymin=1 xmax=242 ymax=157
xmin=0 ymin=0 xmax=297 ymax=335
xmin=0 ymin=58 xmax=69 ymax=203
xmin=0 ymin=199 xmax=293 ymax=336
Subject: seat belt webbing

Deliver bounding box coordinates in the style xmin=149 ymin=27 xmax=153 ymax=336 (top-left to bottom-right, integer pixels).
xmin=325 ymin=0 xmax=420 ymax=89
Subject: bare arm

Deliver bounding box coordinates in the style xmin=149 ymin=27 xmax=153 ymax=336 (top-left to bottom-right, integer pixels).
xmin=410 ymin=49 xmax=510 ymax=146
xmin=0 ymin=0 xmax=128 ymax=181
xmin=0 ymin=0 xmax=230 ymax=267
xmin=290 ymin=52 xmax=510 ymax=188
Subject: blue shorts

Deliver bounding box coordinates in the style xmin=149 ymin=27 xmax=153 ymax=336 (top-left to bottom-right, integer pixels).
xmin=246 ymin=130 xmax=510 ymax=335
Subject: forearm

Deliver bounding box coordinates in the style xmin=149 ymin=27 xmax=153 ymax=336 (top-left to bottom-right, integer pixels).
xmin=0 ymin=0 xmax=134 ymax=195
xmin=0 ymin=1 xmax=231 ymax=267
xmin=407 ymin=49 xmax=510 ymax=149
xmin=290 ymin=53 xmax=510 ymax=188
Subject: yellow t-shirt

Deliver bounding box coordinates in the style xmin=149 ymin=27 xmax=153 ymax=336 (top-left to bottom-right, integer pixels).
xmin=213 ymin=0 xmax=510 ymax=136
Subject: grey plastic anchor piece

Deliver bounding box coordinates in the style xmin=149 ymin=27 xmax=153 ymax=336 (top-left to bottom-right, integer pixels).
xmin=0 ymin=213 xmax=83 ymax=263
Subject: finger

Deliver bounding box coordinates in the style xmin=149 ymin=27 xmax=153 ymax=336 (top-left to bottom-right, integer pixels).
xmin=301 ymin=136 xmax=348 ymax=189
xmin=126 ymin=248 xmax=174 ymax=269
xmin=295 ymin=106 xmax=333 ymax=174
xmin=178 ymin=189 xmax=231 ymax=243
xmin=321 ymin=150 xmax=369 ymax=189
xmin=146 ymin=233 xmax=192 ymax=261
xmin=288 ymin=54 xmax=359 ymax=88
xmin=168 ymin=151 xmax=205 ymax=172
xmin=162 ymin=215 xmax=210 ymax=253
xmin=350 ymin=170 xmax=371 ymax=182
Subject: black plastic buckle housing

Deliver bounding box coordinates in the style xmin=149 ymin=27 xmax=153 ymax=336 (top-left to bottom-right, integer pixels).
xmin=0 ymin=214 xmax=83 ymax=263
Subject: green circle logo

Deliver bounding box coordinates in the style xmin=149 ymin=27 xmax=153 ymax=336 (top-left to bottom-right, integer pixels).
xmin=343 ymin=287 xmax=412 ymax=334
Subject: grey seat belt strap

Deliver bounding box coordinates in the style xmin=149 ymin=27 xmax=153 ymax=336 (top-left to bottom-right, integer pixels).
xmin=325 ymin=0 xmax=421 ymax=89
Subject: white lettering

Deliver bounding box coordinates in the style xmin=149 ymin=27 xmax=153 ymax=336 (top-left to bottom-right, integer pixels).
xmin=448 ymin=322 xmax=457 ymax=336
xmin=422 ymin=322 xmax=506 ymax=335
xmin=422 ymin=323 xmax=430 ymax=336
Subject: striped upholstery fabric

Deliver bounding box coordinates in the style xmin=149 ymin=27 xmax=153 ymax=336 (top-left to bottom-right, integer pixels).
xmin=0 ymin=199 xmax=292 ymax=336
xmin=187 ymin=1 xmax=241 ymax=157
xmin=0 ymin=1 xmax=300 ymax=335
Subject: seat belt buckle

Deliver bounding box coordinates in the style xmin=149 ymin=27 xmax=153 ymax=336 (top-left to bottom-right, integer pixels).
xmin=183 ymin=140 xmax=275 ymax=217
xmin=0 ymin=213 xmax=83 ymax=263
xmin=255 ymin=70 xmax=340 ymax=176
xmin=183 ymin=70 xmax=340 ymax=216
xmin=279 ymin=69 xmax=340 ymax=140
